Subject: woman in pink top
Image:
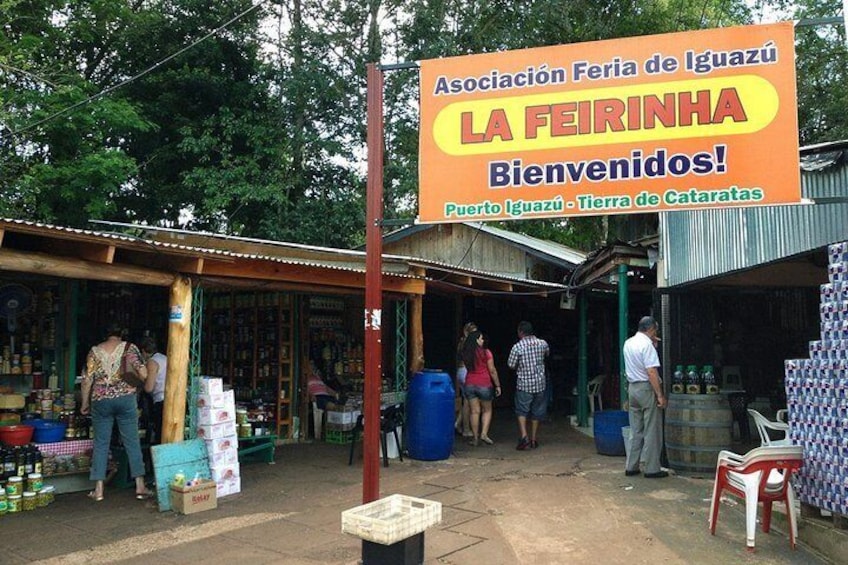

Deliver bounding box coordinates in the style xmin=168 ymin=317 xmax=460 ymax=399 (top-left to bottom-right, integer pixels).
xmin=307 ymin=360 xmax=341 ymax=410
xmin=461 ymin=330 xmax=501 ymax=446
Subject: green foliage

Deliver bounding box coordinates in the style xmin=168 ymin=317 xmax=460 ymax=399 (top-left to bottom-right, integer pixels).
xmin=13 ymin=0 xmax=831 ymax=254
xmin=782 ymin=0 xmax=848 ymax=144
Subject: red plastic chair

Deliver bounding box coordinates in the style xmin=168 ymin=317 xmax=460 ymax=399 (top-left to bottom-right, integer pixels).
xmin=708 ymin=446 xmax=803 ymax=551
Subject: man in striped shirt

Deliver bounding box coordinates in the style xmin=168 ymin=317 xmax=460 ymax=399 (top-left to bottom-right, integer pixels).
xmin=508 ymin=321 xmax=550 ymax=450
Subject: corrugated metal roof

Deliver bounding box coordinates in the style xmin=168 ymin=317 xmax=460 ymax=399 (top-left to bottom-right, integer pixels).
xmin=662 ymin=148 xmax=848 ymax=287
xmin=404 ymin=257 xmax=568 ymax=289
xmin=1 ymin=218 xmax=562 ymax=291
xmin=383 ymin=221 xmax=586 ymax=268
xmin=0 ymin=218 xmax=414 ymax=277
xmin=468 ymin=222 xmax=586 ymax=266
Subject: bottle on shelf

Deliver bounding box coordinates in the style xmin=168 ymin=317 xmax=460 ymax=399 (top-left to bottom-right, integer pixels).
xmin=685 ymin=365 xmax=701 ymax=395
xmin=671 ymin=365 xmax=685 ymax=394
xmin=48 ymin=361 xmax=59 ymax=390
xmin=703 ymin=365 xmax=719 ymax=394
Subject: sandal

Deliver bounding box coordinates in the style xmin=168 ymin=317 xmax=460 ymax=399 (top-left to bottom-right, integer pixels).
xmin=480 ymin=436 xmax=494 ymax=445
xmin=88 ymin=491 xmax=104 ymax=502
xmin=135 ymin=489 xmax=155 ymax=500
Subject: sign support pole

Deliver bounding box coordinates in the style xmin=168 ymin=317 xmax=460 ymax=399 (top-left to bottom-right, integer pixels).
xmin=364 ymin=62 xmax=384 ymax=504
xmin=618 ymin=264 xmax=629 ymax=407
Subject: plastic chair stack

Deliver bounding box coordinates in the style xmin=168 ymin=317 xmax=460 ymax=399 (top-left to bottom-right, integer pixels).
xmin=587 ymin=375 xmax=605 ymax=414
xmin=748 ymin=409 xmax=791 ymax=447
xmin=708 ymin=445 xmax=803 ymax=551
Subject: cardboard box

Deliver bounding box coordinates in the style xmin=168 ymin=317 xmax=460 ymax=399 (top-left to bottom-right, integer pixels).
xmin=197 ymin=421 xmax=237 ymax=440
xmin=197 ymin=393 xmax=225 ymax=408
xmin=205 ymin=435 xmax=238 ymax=455
xmin=222 ymin=389 xmax=235 ymax=409
xmin=210 ymin=461 xmax=240 ymax=482
xmin=199 ymin=378 xmax=223 ymax=395
xmin=171 ymin=480 xmax=217 ymax=515
xmin=216 ymin=476 xmax=242 ymax=498
xmin=198 ymin=406 xmax=235 ymax=425
xmin=208 ymin=446 xmax=238 ymax=466
xmin=327 ymin=409 xmax=360 ymax=426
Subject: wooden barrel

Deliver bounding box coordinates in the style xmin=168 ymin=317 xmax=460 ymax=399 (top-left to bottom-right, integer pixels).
xmin=665 ymin=393 xmax=732 ymax=473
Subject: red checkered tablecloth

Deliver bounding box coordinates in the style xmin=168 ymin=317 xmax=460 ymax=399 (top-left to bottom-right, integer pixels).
xmin=36 ymin=439 xmax=94 ymax=457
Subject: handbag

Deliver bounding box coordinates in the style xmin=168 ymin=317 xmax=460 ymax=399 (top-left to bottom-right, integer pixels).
xmin=120 ymin=343 xmax=146 ymax=387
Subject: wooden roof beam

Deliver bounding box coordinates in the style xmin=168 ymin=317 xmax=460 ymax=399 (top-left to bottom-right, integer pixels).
xmin=177 ymin=257 xmax=204 ymax=274
xmin=447 ymin=273 xmax=473 ymax=286
xmin=476 ymin=279 xmax=513 ymax=292
xmin=77 ymin=243 xmax=116 ymax=264
xmin=0 ymin=248 xmax=175 ymax=286
xmin=201 ymin=259 xmax=425 ymax=295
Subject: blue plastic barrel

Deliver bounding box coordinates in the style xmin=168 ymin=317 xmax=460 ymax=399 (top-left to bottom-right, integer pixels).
xmin=406 ymin=369 xmax=455 ymax=460
xmin=593 ymin=410 xmax=629 ymax=456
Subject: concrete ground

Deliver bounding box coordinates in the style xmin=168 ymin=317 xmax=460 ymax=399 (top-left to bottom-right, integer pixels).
xmin=2 ymin=409 xmax=838 ymax=564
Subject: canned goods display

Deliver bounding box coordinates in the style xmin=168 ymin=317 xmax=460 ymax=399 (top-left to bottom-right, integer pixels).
xmin=238 ymin=423 xmax=252 ymax=437
xmin=22 ymin=491 xmax=37 ymax=511
xmin=38 ymin=486 xmax=56 ymax=506
xmin=0 ymin=491 xmax=7 ymax=515
xmin=27 ymin=473 xmax=43 ymax=492
xmin=6 ymin=476 xmax=22 ymax=496
xmin=7 ymin=494 xmax=21 ymax=513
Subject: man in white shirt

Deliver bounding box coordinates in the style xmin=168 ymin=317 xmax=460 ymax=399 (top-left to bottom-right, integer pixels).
xmin=623 ymin=316 xmax=666 ymax=478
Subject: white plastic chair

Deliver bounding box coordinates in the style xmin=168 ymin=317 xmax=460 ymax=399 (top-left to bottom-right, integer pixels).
xmin=312 ymin=401 xmax=324 ymax=440
xmin=587 ymin=375 xmax=605 ymax=414
xmin=748 ymin=409 xmax=791 ymax=447
xmin=708 ymin=445 xmax=803 ymax=551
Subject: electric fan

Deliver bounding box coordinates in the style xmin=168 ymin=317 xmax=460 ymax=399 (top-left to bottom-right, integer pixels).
xmin=0 ymin=284 xmax=34 ymax=333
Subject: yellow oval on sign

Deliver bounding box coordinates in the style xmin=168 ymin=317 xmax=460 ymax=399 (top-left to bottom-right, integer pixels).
xmin=432 ymin=75 xmax=779 ymax=156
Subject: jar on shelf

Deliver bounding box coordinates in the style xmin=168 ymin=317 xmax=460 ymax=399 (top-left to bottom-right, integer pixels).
xmin=10 ymin=354 xmax=21 ymax=375
xmin=22 ymin=490 xmax=36 ymax=511
xmin=7 ymin=494 xmax=21 ymax=513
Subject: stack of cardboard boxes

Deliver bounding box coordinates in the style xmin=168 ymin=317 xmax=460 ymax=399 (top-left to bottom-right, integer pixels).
xmin=785 ymin=241 xmax=848 ymax=516
xmin=197 ymin=378 xmax=241 ymax=498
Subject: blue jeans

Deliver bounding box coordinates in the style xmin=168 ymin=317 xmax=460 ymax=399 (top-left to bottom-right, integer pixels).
xmin=90 ymin=394 xmax=145 ymax=481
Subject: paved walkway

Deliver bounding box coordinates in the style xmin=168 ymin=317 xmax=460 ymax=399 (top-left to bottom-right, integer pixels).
xmin=2 ymin=410 xmax=833 ymax=564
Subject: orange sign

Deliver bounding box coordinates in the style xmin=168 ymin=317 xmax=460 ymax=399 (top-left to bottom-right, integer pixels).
xmin=418 ymin=23 xmax=800 ymax=223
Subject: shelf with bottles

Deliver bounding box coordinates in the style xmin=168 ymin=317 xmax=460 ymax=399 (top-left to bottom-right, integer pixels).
xmin=202 ymin=289 xmax=294 ymax=438
xmin=309 ymin=296 xmax=345 ymax=312
xmin=310 ymin=327 xmax=364 ymax=382
xmin=343 ymin=375 xmax=394 ymax=395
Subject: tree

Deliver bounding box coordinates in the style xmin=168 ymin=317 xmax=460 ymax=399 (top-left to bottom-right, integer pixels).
xmin=768 ymin=0 xmax=848 ymax=144
xmin=0 ymin=0 xmax=151 ymax=225
xmin=3 ymin=1 xmax=777 ymax=250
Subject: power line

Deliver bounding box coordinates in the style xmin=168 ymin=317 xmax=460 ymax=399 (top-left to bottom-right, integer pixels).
xmin=428 ymin=222 xmax=485 ymax=283
xmin=10 ymin=1 xmax=266 ymax=136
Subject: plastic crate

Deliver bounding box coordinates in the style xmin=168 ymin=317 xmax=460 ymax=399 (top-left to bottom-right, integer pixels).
xmin=325 ymin=421 xmax=357 ymax=432
xmin=380 ymin=391 xmax=406 ymax=405
xmin=342 ymin=494 xmax=442 ymax=545
xmin=325 ymin=429 xmax=356 ymax=444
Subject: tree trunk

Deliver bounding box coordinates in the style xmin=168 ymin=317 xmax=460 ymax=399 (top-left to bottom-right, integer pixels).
xmin=161 ymin=276 xmax=192 ymax=444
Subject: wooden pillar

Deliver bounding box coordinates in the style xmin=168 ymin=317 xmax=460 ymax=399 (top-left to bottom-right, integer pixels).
xmin=409 ymin=294 xmax=424 ymax=374
xmin=162 ymin=276 xmax=192 ymax=444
